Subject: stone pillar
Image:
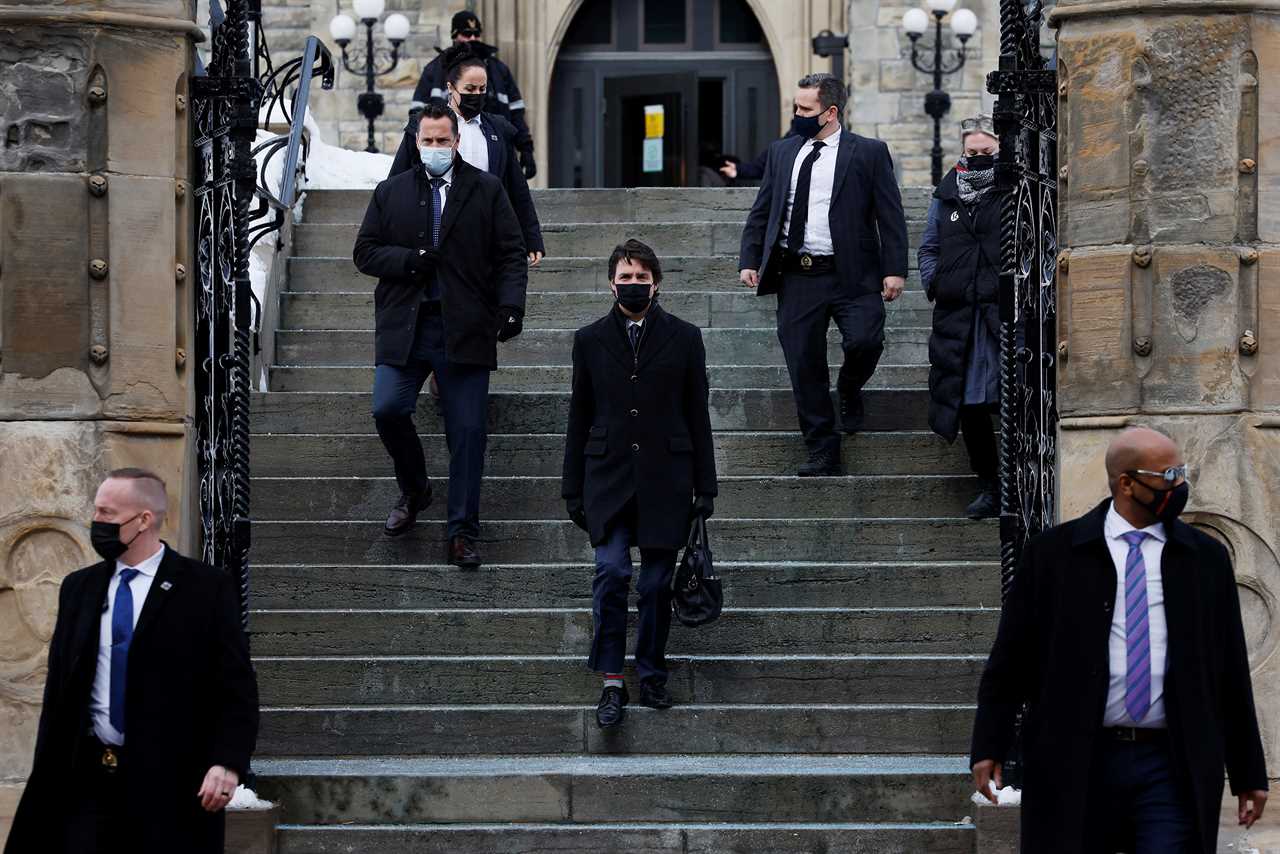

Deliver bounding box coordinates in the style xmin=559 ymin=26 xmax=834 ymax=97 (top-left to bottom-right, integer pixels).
xmin=1052 ymin=0 xmax=1279 ymax=789
xmin=0 ymin=0 xmax=199 ymax=842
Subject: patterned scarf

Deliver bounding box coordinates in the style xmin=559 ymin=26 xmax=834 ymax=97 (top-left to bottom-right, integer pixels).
xmin=955 ymin=158 xmax=996 ymax=206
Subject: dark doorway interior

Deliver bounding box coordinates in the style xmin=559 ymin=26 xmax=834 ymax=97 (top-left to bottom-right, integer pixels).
xmin=605 ymin=73 xmax=697 ymax=187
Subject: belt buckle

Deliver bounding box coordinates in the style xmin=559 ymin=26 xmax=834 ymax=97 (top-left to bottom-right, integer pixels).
xmin=800 ymin=253 xmax=813 ymax=270
xmin=1114 ymin=727 xmax=1136 ymax=742
xmin=101 ymin=745 xmax=119 ymax=771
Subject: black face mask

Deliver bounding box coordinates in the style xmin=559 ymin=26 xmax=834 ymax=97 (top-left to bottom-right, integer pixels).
xmin=456 ymin=92 xmax=485 ymax=120
xmin=1133 ymin=480 xmax=1190 ymax=524
xmin=615 ymin=283 xmax=654 ymax=314
xmin=90 ymin=513 xmax=143 ymax=562
xmin=790 ymin=112 xmax=828 ymax=140
xmin=965 ymin=154 xmax=996 ymax=171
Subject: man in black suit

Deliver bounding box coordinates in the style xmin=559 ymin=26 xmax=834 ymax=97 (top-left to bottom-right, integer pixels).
xmin=561 ymin=239 xmax=717 ymax=729
xmin=6 ymin=468 xmax=259 ymax=854
xmin=971 ymin=427 xmax=1268 ymax=853
xmin=738 ymin=73 xmax=909 ymax=476
xmin=354 ymin=102 xmax=528 ymax=567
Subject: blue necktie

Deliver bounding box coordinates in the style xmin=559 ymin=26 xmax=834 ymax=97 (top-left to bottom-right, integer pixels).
xmin=430 ymin=178 xmax=445 ymax=247
xmin=1120 ymin=531 xmax=1152 ymax=722
xmin=109 ymin=568 xmax=139 ymax=734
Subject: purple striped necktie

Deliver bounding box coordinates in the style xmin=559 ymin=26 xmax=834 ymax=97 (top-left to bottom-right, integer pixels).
xmin=1121 ymin=530 xmax=1152 ymax=722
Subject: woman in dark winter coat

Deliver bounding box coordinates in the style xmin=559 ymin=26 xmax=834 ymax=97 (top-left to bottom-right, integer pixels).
xmin=919 ymin=115 xmax=1001 ymax=519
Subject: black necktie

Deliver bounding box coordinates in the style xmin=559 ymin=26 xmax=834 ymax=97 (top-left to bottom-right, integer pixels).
xmin=787 ymin=140 xmax=826 ymax=253
xmin=628 ymin=323 xmax=641 ymax=353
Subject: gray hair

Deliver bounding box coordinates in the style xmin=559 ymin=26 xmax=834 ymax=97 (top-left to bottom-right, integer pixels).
xmin=797 ymin=73 xmax=847 ymax=115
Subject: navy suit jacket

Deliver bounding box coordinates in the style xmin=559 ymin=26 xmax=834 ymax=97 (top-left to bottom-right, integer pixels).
xmin=738 ymin=129 xmax=908 ymax=296
xmin=389 ymin=111 xmax=544 ymax=254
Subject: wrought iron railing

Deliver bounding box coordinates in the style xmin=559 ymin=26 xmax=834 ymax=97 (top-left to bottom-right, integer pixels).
xmin=192 ymin=0 xmax=332 ymax=630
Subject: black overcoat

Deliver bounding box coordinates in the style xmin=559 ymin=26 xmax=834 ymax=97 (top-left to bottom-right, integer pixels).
xmin=738 ymin=129 xmax=909 ymax=296
xmin=561 ymin=304 xmax=718 ymax=549
xmin=387 ymin=111 xmax=544 ymax=254
xmin=353 ymin=156 xmax=528 ymax=369
xmin=6 ymin=547 xmax=259 ymax=854
xmin=970 ymin=500 xmax=1268 ymax=854
xmin=924 ymin=169 xmax=1001 ymax=441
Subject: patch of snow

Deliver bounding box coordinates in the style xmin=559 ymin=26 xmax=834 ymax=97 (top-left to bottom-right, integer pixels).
xmin=226 ymin=784 xmax=274 ymax=810
xmin=969 ymin=784 xmax=1022 ymax=807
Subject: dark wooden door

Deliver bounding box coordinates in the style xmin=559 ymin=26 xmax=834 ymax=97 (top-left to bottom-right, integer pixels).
xmin=603 ymin=73 xmax=698 ymax=187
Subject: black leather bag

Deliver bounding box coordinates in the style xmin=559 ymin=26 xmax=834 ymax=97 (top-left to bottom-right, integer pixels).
xmin=671 ymin=516 xmax=721 ymax=627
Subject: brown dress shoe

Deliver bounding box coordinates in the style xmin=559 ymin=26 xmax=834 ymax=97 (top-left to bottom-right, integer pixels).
xmin=383 ymin=485 xmax=432 ymax=537
xmin=447 ymin=536 xmax=481 ymax=568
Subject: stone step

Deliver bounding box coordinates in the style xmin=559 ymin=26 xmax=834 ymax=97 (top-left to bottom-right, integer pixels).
xmin=253 ymin=754 xmax=973 ymax=825
xmin=266 ymin=363 xmax=930 ymax=392
xmin=251 ymin=561 xmax=1001 ymax=610
xmin=277 ymin=290 xmax=934 ymax=331
xmin=288 ymin=255 xmax=927 ymax=294
xmin=272 ymin=326 xmax=932 ymax=368
xmin=255 ymin=654 xmax=985 ymax=706
xmin=256 ymin=703 xmax=976 ymax=756
xmin=275 ymin=820 xmax=974 ymax=854
xmin=252 ymin=475 xmax=979 ymax=521
xmin=249 ymin=430 xmax=973 ymax=478
xmin=294 ymin=221 xmax=926 ymax=259
xmin=301 ymin=185 xmax=936 ymax=225
xmin=249 ymin=389 xmax=932 ymax=434
xmin=251 ymin=604 xmax=998 ymax=656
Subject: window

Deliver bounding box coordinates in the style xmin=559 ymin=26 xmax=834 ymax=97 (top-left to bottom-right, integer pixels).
xmin=644 ymin=0 xmax=687 ymax=45
xmin=564 ymin=0 xmax=613 ymax=46
xmin=719 ymin=0 xmax=763 ymax=43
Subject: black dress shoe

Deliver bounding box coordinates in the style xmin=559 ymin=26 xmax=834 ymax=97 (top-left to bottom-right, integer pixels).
xmin=967 ymin=480 xmax=999 ymax=520
xmin=447 ymin=536 xmax=481 ymax=568
xmin=383 ymin=485 xmax=433 ymax=537
xmin=838 ymin=386 xmax=865 ymax=434
xmin=639 ymin=679 xmax=673 ymax=710
xmin=797 ymin=449 xmax=845 ymax=477
xmin=596 ymin=685 xmax=629 ymax=729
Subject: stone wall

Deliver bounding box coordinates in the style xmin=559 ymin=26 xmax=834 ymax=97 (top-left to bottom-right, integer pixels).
xmin=0 ymin=0 xmax=199 ymax=842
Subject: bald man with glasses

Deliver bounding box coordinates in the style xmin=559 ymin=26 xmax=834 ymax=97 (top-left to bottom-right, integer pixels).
xmin=970 ymin=427 xmax=1267 ymax=853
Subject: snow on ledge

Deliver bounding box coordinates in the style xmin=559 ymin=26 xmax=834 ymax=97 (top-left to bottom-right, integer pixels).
xmin=226 ymin=784 xmax=274 ymax=810
xmin=969 ymin=784 xmax=1022 ymax=807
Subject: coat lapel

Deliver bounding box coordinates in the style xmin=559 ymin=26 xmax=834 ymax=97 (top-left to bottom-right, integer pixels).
xmin=638 ymin=304 xmax=679 ymax=366
xmin=436 ymin=158 xmax=477 ymax=246
xmin=598 ymin=310 xmax=634 ymax=371
xmin=480 ymin=114 xmax=503 ymax=178
xmin=830 ymin=129 xmax=859 ymax=204
xmin=773 ymin=135 xmax=806 ymax=216
xmin=131 ymin=545 xmax=181 ymax=645
xmin=1159 ymin=519 xmax=1202 ymax=697
xmin=66 ymin=562 xmax=113 ymax=685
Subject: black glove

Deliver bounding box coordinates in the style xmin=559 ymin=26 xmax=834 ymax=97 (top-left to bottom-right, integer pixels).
xmin=692 ymin=494 xmax=714 ymax=520
xmin=566 ymin=497 xmax=588 ymax=532
xmin=496 ymin=305 xmax=524 ymax=342
xmin=519 ymin=149 xmax=537 ymax=180
xmin=410 ymin=247 xmax=438 ymax=283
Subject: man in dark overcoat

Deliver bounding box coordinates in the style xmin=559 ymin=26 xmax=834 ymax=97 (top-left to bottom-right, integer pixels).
xmin=738 ymin=73 xmax=909 ymax=476
xmin=354 ymin=102 xmax=528 ymax=567
xmin=561 ymin=239 xmax=717 ymax=729
xmin=971 ymin=427 xmax=1268 ymax=853
xmin=7 ymin=469 xmax=259 ymax=854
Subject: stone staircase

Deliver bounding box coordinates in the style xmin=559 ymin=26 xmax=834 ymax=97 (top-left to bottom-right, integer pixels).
xmin=249 ymin=185 xmax=1002 ymax=852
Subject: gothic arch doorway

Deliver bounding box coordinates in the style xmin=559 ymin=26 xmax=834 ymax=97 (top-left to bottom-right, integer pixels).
xmin=548 ymin=0 xmax=780 ymax=187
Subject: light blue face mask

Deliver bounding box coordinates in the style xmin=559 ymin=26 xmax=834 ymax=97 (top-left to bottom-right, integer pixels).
xmin=419 ymin=146 xmax=453 ymax=176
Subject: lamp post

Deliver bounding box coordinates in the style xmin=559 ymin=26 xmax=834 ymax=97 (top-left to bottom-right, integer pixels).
xmin=902 ymin=0 xmax=977 ymax=186
xmin=329 ymin=0 xmax=411 ymax=153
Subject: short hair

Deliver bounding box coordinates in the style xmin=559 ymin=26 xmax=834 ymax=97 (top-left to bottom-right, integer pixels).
xmin=607 ymin=239 xmax=663 ymax=285
xmin=106 ymin=468 xmax=168 ymax=518
xmin=797 ymin=72 xmax=847 ymax=114
xmin=411 ymin=101 xmax=459 ymax=139
xmin=441 ymin=42 xmax=487 ymax=87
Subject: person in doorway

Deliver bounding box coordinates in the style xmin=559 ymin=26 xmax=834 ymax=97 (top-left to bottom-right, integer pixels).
xmin=354 ymin=102 xmax=528 ymax=568
xmin=411 ymin=10 xmax=536 ymax=178
xmin=919 ymin=115 xmax=1001 ymax=519
xmin=738 ymin=73 xmax=908 ymax=475
xmin=561 ymin=239 xmax=717 ymax=729
xmin=970 ymin=427 xmax=1268 ymax=853
xmin=6 ymin=469 xmax=259 ymax=854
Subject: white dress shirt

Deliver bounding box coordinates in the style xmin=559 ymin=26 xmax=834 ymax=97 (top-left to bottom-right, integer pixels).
xmin=90 ymin=543 xmax=165 ymax=745
xmin=456 ymin=114 xmax=490 ymax=173
xmin=1102 ymin=504 xmax=1168 ymax=728
xmin=781 ymin=131 xmax=841 ymax=255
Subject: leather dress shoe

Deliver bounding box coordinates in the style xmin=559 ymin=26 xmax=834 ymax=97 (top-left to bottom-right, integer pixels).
xmin=797 ymin=449 xmax=844 ymax=477
xmin=383 ymin=485 xmax=433 ymax=537
xmin=596 ymin=685 xmax=629 ymax=729
xmin=639 ymin=679 xmax=673 ymax=710
xmin=838 ymin=386 xmax=865 ymax=434
xmin=967 ymin=479 xmax=999 ymax=520
xmin=447 ymin=536 xmax=481 ymax=568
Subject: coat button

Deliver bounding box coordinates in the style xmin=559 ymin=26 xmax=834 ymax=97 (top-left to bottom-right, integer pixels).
xmin=419 ymin=200 xmax=426 ymax=207
xmin=418 ymin=231 xmax=425 ymax=238
xmin=630 ymin=409 xmax=638 ymax=417
xmin=631 ymin=375 xmax=638 ymax=382
xmin=631 ymin=443 xmax=639 ymax=452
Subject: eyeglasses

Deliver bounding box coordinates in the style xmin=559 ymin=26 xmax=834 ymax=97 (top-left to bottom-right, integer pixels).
xmin=1126 ymin=464 xmax=1189 ymax=484
xmin=457 ymin=28 xmax=481 ymax=37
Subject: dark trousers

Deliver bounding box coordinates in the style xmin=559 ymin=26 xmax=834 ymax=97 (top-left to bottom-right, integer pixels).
xmin=372 ymin=310 xmax=491 ymax=540
xmin=1083 ymin=738 xmax=1198 ymax=853
xmin=959 ymin=404 xmax=997 ymax=482
xmin=588 ymin=504 xmax=678 ymax=684
xmin=776 ymin=269 xmax=885 ymax=455
xmin=64 ymin=738 xmax=127 ymax=854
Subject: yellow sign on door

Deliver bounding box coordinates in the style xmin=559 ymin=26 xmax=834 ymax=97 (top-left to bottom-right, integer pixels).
xmin=644 ymin=105 xmax=664 ymax=139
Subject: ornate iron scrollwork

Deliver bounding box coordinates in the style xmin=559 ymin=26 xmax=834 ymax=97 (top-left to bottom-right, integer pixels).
xmin=988 ymin=0 xmax=1058 ymax=787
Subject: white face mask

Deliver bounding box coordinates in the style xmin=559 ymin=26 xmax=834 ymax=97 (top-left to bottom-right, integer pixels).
xmin=419 ymin=146 xmax=453 ymax=176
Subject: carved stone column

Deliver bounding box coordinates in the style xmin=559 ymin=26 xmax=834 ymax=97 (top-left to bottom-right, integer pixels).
xmin=0 ymin=0 xmax=199 ymax=839
xmin=1052 ymin=0 xmax=1280 ymax=789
